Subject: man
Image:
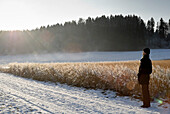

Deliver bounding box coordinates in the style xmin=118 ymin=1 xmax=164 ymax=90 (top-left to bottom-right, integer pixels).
xmin=138 ymin=48 xmax=152 ymax=108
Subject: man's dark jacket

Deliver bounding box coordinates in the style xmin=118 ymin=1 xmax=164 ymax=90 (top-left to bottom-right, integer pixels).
xmin=138 ymin=55 xmax=152 ymax=85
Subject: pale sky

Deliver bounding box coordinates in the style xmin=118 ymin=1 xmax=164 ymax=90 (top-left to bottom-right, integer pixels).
xmin=0 ymin=0 xmax=169 ymax=30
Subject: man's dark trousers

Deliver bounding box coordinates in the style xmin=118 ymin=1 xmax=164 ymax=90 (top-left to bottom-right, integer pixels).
xmin=142 ymin=84 xmax=150 ymax=106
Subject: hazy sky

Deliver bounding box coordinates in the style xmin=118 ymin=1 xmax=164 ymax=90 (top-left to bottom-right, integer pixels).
xmin=0 ymin=0 xmax=169 ymax=30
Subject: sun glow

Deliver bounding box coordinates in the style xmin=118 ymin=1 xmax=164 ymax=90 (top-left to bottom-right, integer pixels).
xmin=0 ymin=0 xmax=38 ymax=30
xmin=0 ymin=0 xmax=94 ymax=31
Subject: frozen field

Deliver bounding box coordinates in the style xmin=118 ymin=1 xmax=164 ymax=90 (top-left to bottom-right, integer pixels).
xmin=0 ymin=49 xmax=170 ymax=113
xmin=0 ymin=49 xmax=170 ymax=64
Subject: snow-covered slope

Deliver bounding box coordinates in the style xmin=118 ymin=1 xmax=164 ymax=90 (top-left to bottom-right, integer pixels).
xmin=0 ymin=49 xmax=170 ymax=64
xmin=1 ymin=73 xmax=168 ymax=114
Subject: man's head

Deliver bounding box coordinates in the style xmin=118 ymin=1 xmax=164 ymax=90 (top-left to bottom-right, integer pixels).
xmin=143 ymin=48 xmax=150 ymax=55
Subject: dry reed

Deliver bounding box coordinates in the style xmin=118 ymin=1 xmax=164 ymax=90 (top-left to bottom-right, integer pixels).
xmin=0 ymin=60 xmax=169 ymax=104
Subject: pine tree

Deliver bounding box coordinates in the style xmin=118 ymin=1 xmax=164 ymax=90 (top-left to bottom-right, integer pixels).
xmin=159 ymin=18 xmax=168 ymax=39
xmin=147 ymin=20 xmax=151 ymax=33
xmin=147 ymin=18 xmax=155 ymax=35
xmin=150 ymin=17 xmax=155 ymax=34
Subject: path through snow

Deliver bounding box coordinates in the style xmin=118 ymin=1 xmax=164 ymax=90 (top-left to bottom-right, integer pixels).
xmin=0 ymin=73 xmax=169 ymax=114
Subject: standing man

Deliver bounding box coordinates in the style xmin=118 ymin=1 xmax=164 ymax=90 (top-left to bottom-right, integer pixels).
xmin=138 ymin=48 xmax=152 ymax=108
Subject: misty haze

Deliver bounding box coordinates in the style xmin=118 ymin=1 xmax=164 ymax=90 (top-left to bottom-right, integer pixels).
xmin=0 ymin=0 xmax=169 ymax=113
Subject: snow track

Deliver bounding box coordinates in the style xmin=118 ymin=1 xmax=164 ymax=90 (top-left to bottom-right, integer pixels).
xmin=1 ymin=73 xmax=167 ymax=114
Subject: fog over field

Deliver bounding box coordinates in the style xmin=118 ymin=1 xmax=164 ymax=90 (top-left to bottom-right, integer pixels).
xmin=0 ymin=49 xmax=170 ymax=64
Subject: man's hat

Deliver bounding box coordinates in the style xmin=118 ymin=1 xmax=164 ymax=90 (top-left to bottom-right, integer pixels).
xmin=143 ymin=48 xmax=150 ymax=55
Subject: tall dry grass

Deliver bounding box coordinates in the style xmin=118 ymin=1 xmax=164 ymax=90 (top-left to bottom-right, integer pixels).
xmin=0 ymin=60 xmax=169 ymax=103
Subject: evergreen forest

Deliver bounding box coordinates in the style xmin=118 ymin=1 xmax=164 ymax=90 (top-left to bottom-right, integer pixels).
xmin=0 ymin=15 xmax=170 ymax=55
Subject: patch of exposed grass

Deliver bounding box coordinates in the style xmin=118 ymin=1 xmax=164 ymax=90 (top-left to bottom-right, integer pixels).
xmin=0 ymin=60 xmax=169 ymax=104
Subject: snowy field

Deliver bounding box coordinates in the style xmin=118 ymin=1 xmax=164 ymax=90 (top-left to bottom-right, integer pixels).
xmin=0 ymin=49 xmax=170 ymax=113
xmin=0 ymin=73 xmax=169 ymax=114
xmin=0 ymin=49 xmax=170 ymax=64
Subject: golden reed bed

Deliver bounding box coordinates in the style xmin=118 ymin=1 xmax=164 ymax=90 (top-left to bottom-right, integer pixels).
xmin=0 ymin=60 xmax=169 ymax=105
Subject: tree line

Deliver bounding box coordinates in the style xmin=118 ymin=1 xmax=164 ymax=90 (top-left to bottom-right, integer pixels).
xmin=0 ymin=15 xmax=170 ymax=55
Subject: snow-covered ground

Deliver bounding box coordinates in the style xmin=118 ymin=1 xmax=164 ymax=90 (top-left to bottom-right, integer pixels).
xmin=0 ymin=49 xmax=170 ymax=64
xmin=1 ymin=73 xmax=169 ymax=114
xmin=0 ymin=49 xmax=170 ymax=113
